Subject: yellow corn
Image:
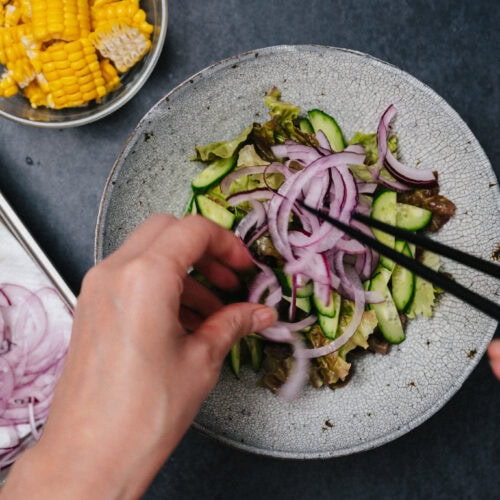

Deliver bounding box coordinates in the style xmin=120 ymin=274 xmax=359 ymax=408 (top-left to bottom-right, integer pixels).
xmin=22 ymin=79 xmax=52 ymax=107
xmin=0 ymin=23 xmax=39 ymax=87
xmin=38 ymin=38 xmax=106 ymax=108
xmin=100 ymin=58 xmax=120 ymax=92
xmin=0 ymin=0 xmax=153 ymax=109
xmin=0 ymin=69 xmax=19 ymax=97
xmin=31 ymin=0 xmax=91 ymax=42
xmin=90 ymin=21 xmax=150 ymax=73
xmin=91 ymin=0 xmax=152 ymax=36
xmin=3 ymin=1 xmax=21 ymax=27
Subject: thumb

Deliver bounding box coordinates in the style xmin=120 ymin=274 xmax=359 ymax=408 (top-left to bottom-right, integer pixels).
xmin=193 ymin=303 xmax=277 ymax=364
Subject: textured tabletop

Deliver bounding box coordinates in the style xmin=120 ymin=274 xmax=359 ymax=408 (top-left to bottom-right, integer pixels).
xmin=0 ymin=1 xmax=498 ymax=498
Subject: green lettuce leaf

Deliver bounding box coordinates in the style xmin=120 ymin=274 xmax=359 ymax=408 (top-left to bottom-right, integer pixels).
xmin=193 ymin=124 xmax=253 ymax=162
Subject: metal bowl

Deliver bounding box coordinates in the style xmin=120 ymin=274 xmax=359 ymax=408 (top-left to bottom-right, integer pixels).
xmin=0 ymin=0 xmax=168 ymax=128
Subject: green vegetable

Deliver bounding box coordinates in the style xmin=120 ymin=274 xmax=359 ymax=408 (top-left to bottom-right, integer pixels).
xmin=406 ymin=251 xmax=441 ymax=318
xmin=368 ymin=266 xmax=405 ymax=344
xmin=391 ymin=241 xmax=416 ymax=311
xmin=195 ymin=195 xmax=235 ymax=229
xmin=308 ymin=108 xmax=345 ymax=152
xmin=193 ymin=124 xmax=253 ymax=162
xmin=371 ymin=189 xmax=397 ymax=270
xmin=191 ymin=155 xmax=237 ymax=192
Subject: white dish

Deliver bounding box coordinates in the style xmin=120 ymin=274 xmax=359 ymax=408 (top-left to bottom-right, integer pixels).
xmin=95 ymin=45 xmax=499 ymax=458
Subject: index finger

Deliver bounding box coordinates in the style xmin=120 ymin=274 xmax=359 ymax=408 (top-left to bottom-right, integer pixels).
xmin=148 ymin=215 xmax=253 ymax=276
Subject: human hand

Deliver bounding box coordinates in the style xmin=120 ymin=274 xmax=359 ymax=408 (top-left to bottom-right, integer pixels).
xmin=2 ymin=214 xmax=276 ymax=499
xmin=488 ymin=339 xmax=500 ymax=379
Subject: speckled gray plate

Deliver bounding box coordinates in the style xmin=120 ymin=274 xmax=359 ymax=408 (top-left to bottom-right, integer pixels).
xmin=95 ymin=45 xmax=499 ymax=459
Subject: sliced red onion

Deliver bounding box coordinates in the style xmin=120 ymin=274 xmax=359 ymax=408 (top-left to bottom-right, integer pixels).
xmin=278 ymin=335 xmax=310 ymax=401
xmin=229 ymin=104 xmax=436 ymax=399
xmin=0 ymin=283 xmax=72 ymax=467
xmin=271 ymin=142 xmax=322 ymax=164
xmin=234 ymin=200 xmax=267 ymax=241
xmin=375 ymin=105 xmax=437 ymax=188
xmin=299 ymin=270 xmax=365 ymax=359
xmin=315 ymin=130 xmax=332 ymax=151
xmin=226 ymin=188 xmax=274 ymax=207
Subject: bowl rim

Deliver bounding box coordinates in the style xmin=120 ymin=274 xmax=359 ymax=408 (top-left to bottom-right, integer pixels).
xmin=0 ymin=0 xmax=168 ymax=129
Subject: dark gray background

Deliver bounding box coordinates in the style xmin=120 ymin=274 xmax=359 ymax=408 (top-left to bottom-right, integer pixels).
xmin=0 ymin=1 xmax=499 ymax=498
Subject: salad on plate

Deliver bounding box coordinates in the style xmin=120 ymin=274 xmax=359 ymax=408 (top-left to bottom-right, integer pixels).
xmin=186 ymin=87 xmax=456 ymax=400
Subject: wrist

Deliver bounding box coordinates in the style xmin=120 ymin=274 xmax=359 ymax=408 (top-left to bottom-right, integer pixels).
xmin=1 ymin=437 xmax=132 ymax=499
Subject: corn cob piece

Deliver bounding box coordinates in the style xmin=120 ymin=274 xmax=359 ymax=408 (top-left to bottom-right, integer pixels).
xmin=90 ymin=21 xmax=150 ymax=73
xmin=99 ymin=57 xmax=120 ymax=92
xmin=3 ymin=1 xmax=22 ymax=27
xmin=1 ymin=0 xmax=153 ymax=108
xmin=22 ymin=79 xmax=51 ymax=107
xmin=38 ymin=38 xmax=106 ymax=108
xmin=0 ymin=69 xmax=19 ymax=97
xmin=31 ymin=0 xmax=91 ymax=42
xmin=91 ymin=0 xmax=152 ymax=36
xmin=0 ymin=23 xmax=39 ymax=87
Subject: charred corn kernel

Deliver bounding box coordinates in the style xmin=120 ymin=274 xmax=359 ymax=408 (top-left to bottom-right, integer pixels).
xmin=90 ymin=22 xmax=150 ymax=72
xmin=31 ymin=0 xmax=91 ymax=42
xmin=39 ymin=38 xmax=106 ymax=108
xmin=0 ymin=69 xmax=18 ymax=97
xmin=91 ymin=0 xmax=152 ymax=36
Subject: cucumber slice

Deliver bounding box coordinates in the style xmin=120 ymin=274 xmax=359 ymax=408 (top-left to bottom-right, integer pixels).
xmin=192 ymin=156 xmax=236 ymax=192
xmin=298 ymin=117 xmax=314 ymax=133
xmin=318 ymin=312 xmax=341 ymax=339
xmin=243 ymin=336 xmax=263 ymax=372
xmin=307 ymin=109 xmax=346 ymax=152
xmin=396 ymin=202 xmax=432 ymax=231
xmin=368 ymin=267 xmax=405 ymax=344
xmin=313 ymin=290 xmax=341 ymax=317
xmin=230 ymin=341 xmax=241 ymax=377
xmin=196 ymin=195 xmax=235 ymax=229
xmin=371 ymin=189 xmax=397 ymax=270
xmin=184 ymin=194 xmax=197 ymax=215
xmin=276 ymin=271 xmax=314 ymax=298
xmin=283 ymin=295 xmax=312 ymax=314
xmin=391 ymin=242 xmax=416 ymax=311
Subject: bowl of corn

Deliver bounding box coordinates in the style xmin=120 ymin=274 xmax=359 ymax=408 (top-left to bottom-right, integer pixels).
xmin=0 ymin=0 xmax=168 ymax=128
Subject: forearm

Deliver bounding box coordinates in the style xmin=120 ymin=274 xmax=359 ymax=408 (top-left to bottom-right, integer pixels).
xmin=1 ymin=441 xmax=137 ymax=500
xmin=0 ymin=426 xmax=170 ymax=500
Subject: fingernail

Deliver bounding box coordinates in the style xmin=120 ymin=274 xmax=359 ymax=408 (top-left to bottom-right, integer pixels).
xmin=252 ymin=306 xmax=277 ymax=332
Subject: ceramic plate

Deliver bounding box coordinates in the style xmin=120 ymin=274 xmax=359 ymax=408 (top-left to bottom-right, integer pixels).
xmin=95 ymin=45 xmax=499 ymax=459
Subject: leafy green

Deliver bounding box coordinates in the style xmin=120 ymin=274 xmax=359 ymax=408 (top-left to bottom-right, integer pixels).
xmin=348 ymin=131 xmax=398 ymax=165
xmin=264 ymin=86 xmax=301 ymax=123
xmin=192 ymin=124 xmax=253 ymax=162
xmin=250 ymin=87 xmax=318 ymax=161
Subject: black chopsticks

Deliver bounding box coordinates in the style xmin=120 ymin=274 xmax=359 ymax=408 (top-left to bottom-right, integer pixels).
xmin=298 ymin=201 xmax=500 ymax=321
